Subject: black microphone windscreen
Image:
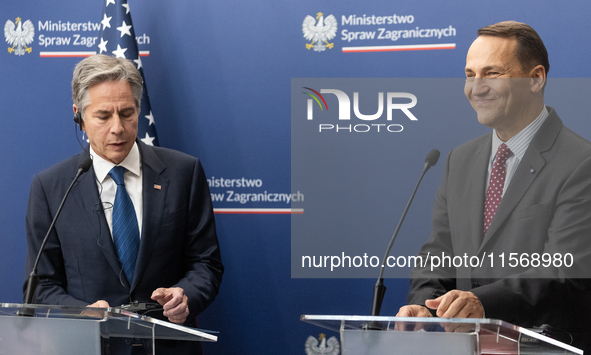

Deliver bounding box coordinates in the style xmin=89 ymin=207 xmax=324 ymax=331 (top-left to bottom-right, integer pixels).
xmin=425 ymin=149 xmax=440 ymax=167
xmin=80 ymin=157 xmax=93 ymax=172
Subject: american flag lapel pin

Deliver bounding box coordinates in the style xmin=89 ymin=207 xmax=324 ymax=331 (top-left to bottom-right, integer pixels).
xmin=154 ymin=184 xmax=162 ymax=190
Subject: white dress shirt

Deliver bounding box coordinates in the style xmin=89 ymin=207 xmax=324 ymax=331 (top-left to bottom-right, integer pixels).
xmin=487 ymin=107 xmax=549 ymax=196
xmin=90 ymin=142 xmax=143 ymax=238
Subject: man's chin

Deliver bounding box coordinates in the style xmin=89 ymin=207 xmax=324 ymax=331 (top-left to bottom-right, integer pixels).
xmin=106 ymin=156 xmax=126 ymax=165
xmin=476 ymin=113 xmax=498 ymax=128
xmin=105 ymin=147 xmax=132 ymax=164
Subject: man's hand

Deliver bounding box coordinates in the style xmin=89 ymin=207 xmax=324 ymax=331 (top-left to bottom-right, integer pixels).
xmin=81 ymin=300 xmax=110 ymax=318
xmin=395 ymin=305 xmax=433 ymax=317
xmin=87 ymin=300 xmax=110 ymax=308
xmin=395 ymin=305 xmax=432 ymax=331
xmin=151 ymin=287 xmax=190 ymax=324
xmin=425 ymin=290 xmax=484 ymax=318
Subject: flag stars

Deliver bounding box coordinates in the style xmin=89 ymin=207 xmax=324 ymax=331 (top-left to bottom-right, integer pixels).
xmin=141 ymin=132 xmax=155 ymax=146
xmin=101 ymin=14 xmax=112 ymax=30
xmin=98 ymin=38 xmax=108 ymax=53
xmin=117 ymin=20 xmax=133 ymax=37
xmin=145 ymin=111 xmax=155 ymax=126
xmin=134 ymin=56 xmax=142 ymax=70
xmin=98 ymin=0 xmax=158 ymax=147
xmin=112 ymin=44 xmax=127 ymax=58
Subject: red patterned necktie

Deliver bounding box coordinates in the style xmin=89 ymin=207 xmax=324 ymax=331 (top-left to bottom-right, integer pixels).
xmin=483 ymin=143 xmax=513 ymax=235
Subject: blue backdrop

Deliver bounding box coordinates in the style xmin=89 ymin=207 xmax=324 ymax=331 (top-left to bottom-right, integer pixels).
xmin=1 ymin=1 xmax=591 ymax=354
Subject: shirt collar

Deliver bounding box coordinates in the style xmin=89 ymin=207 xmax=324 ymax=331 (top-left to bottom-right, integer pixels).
xmin=90 ymin=142 xmax=141 ymax=183
xmin=491 ymin=106 xmax=549 ymax=162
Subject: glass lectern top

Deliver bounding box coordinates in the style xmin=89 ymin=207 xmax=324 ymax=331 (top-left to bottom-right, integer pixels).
xmin=1 ymin=303 xmax=217 ymax=342
xmin=301 ymin=315 xmax=583 ymax=355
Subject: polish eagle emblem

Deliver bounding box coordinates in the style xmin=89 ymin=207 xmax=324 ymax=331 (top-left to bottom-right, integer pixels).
xmin=302 ymin=12 xmax=338 ymax=52
xmin=5 ymin=17 xmax=35 ymax=56
xmin=305 ymin=333 xmax=340 ymax=355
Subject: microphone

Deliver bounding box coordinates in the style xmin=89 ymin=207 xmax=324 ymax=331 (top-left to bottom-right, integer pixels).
xmin=369 ymin=149 xmax=440 ymax=321
xmin=22 ymin=157 xmax=93 ymax=309
xmin=424 ymin=149 xmax=440 ymax=172
xmin=79 ymin=157 xmax=93 ymax=173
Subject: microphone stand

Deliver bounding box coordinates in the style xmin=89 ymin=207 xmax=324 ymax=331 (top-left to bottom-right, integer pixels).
xmin=366 ymin=150 xmax=440 ymax=329
xmin=20 ymin=158 xmax=92 ymax=316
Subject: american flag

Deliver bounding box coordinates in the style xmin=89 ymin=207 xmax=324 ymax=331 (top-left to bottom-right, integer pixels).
xmin=96 ymin=0 xmax=159 ymax=146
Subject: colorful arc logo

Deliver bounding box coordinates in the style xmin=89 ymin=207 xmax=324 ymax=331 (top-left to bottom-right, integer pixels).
xmin=302 ymin=87 xmax=328 ymax=111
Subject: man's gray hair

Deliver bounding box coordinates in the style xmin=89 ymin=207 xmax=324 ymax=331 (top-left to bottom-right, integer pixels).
xmin=72 ymin=54 xmax=143 ymax=119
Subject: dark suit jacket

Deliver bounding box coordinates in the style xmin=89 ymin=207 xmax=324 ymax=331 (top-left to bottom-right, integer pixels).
xmin=25 ymin=141 xmax=223 ymax=324
xmin=408 ymin=108 xmax=591 ymax=352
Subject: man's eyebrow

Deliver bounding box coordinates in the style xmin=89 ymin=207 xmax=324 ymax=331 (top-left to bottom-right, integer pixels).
xmin=94 ymin=109 xmax=113 ymax=115
xmin=119 ymin=106 xmax=136 ymax=113
xmin=481 ymin=65 xmax=504 ymax=71
xmin=465 ymin=65 xmax=504 ymax=73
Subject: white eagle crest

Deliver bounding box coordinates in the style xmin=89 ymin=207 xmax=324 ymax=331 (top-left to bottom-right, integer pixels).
xmin=5 ymin=17 xmax=35 ymax=56
xmin=302 ymin=12 xmax=337 ymax=52
xmin=305 ymin=333 xmax=340 ymax=355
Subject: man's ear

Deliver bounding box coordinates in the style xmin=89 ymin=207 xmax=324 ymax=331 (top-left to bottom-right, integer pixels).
xmin=73 ymin=104 xmax=84 ymax=130
xmin=530 ymin=64 xmax=546 ymax=93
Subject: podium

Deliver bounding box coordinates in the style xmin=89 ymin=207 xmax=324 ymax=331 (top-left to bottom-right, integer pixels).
xmin=0 ymin=303 xmax=217 ymax=355
xmin=301 ymin=315 xmax=583 ymax=355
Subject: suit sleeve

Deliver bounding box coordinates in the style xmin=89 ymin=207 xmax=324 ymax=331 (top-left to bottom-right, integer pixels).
xmin=172 ymin=159 xmax=223 ymax=319
xmin=24 ymin=175 xmax=88 ymax=306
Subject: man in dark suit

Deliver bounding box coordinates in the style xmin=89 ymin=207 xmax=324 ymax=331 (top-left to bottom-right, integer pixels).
xmin=25 ymin=54 xmax=223 ymax=353
xmin=397 ymin=21 xmax=591 ymax=351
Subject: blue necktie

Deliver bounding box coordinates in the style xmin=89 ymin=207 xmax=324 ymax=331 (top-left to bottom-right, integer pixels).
xmin=108 ymin=166 xmax=140 ymax=284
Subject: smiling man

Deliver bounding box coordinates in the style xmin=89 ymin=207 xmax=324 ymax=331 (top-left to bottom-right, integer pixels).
xmin=397 ymin=21 xmax=591 ymax=352
xmin=25 ymin=54 xmax=223 ymax=354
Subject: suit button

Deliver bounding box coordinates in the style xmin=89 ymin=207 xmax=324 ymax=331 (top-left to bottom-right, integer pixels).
xmin=125 ymin=339 xmax=132 ymax=346
xmin=471 ymin=282 xmax=480 ymax=288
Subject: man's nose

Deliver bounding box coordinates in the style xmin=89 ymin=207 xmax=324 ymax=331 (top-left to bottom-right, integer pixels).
xmin=471 ymin=78 xmax=490 ymax=95
xmin=110 ymin=116 xmax=125 ymax=134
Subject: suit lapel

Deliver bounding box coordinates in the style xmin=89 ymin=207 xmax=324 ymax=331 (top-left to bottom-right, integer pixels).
xmin=480 ymin=107 xmax=562 ymax=250
xmin=467 ymin=135 xmax=491 ymax=251
xmin=131 ymin=142 xmax=168 ymax=290
xmin=70 ymin=152 xmax=128 ymax=287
